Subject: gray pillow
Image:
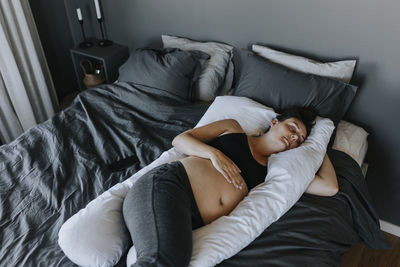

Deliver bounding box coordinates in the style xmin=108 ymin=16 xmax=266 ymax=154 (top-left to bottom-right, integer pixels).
xmin=233 ymin=51 xmax=357 ymax=124
xmin=118 ymin=48 xmax=209 ymax=101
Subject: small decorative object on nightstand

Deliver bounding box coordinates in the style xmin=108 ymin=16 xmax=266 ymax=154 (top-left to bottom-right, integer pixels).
xmin=70 ymin=42 xmax=129 ymax=90
xmin=80 ymin=59 xmax=105 ymax=88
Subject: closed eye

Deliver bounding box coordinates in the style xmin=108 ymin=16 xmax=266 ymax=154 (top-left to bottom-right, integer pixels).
xmin=289 ymin=125 xmax=302 ymax=145
xmin=291 ymin=122 xmax=305 ymax=143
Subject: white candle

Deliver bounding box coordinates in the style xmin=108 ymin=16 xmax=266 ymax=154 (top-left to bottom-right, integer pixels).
xmin=94 ymin=0 xmax=102 ymax=19
xmin=76 ymin=8 xmax=83 ymax=21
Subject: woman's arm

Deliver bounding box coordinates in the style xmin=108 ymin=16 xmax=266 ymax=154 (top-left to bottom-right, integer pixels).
xmin=306 ymin=154 xmax=339 ymax=196
xmin=172 ymin=119 xmax=243 ymax=153
xmin=172 ymin=119 xmax=244 ymax=188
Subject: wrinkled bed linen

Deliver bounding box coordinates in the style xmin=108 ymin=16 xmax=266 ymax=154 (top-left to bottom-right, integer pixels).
xmin=218 ymin=149 xmax=390 ymax=267
xmin=0 ymin=82 xmax=208 ymax=266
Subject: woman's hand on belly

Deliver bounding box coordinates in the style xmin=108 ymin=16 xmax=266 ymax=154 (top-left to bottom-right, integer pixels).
xmin=209 ymin=149 xmax=245 ymax=190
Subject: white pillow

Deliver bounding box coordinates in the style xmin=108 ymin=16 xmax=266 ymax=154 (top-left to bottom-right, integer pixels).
xmin=333 ymin=120 xmax=369 ymax=166
xmin=59 ymin=96 xmax=334 ymax=267
xmin=252 ymin=44 xmax=356 ymax=83
xmin=162 ymin=35 xmax=233 ymax=101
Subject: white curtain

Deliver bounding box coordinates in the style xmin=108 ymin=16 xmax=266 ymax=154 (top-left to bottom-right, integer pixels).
xmin=0 ymin=0 xmax=59 ymax=144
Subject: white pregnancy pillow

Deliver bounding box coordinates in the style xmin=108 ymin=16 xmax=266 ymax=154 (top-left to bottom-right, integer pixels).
xmin=196 ymin=96 xmax=277 ymax=134
xmin=252 ymin=44 xmax=356 ymax=83
xmin=59 ymin=96 xmax=334 ymax=267
xmin=58 ymin=182 xmax=131 ymax=267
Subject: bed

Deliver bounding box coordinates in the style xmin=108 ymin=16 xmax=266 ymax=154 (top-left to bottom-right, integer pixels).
xmin=0 ymin=36 xmax=390 ymax=267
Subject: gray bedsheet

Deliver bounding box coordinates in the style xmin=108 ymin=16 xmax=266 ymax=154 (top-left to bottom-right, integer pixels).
xmin=0 ymin=82 xmax=208 ymax=266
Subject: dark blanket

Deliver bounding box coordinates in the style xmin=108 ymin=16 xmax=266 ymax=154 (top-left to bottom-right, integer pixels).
xmin=0 ymin=82 xmax=208 ymax=266
xmin=218 ymin=149 xmax=390 ymax=267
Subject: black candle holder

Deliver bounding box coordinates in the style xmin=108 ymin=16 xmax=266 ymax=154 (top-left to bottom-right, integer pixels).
xmin=97 ymin=18 xmax=113 ymax=47
xmin=78 ymin=20 xmax=93 ymax=48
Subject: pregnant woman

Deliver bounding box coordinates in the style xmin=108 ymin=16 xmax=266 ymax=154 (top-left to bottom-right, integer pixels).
xmin=122 ymin=107 xmax=338 ymax=267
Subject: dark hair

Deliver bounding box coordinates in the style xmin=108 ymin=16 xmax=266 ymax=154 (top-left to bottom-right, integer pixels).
xmin=276 ymin=106 xmax=317 ymax=137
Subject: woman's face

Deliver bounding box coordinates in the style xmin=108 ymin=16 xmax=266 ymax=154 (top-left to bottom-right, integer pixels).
xmin=269 ymin=117 xmax=307 ymax=152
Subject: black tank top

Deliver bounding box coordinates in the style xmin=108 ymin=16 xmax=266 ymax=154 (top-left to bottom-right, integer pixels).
xmin=207 ymin=133 xmax=267 ymax=190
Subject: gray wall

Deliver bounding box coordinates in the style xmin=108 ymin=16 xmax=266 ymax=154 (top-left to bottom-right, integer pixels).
xmin=65 ymin=0 xmax=400 ymax=225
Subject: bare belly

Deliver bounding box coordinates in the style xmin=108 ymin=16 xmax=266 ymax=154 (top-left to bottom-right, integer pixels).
xmin=179 ymin=156 xmax=248 ymax=224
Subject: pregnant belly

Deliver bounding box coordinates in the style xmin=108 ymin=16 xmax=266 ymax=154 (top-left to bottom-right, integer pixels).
xmin=179 ymin=157 xmax=248 ymax=224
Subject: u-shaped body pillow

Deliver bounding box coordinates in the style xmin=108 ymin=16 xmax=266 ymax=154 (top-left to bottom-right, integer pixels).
xmin=58 ymin=96 xmax=334 ymax=267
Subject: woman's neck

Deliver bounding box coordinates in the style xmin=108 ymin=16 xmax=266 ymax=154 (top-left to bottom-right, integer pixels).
xmin=248 ymin=134 xmax=275 ymax=165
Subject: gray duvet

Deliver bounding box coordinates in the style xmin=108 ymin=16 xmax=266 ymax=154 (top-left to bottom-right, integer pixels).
xmin=0 ymin=82 xmax=207 ymax=266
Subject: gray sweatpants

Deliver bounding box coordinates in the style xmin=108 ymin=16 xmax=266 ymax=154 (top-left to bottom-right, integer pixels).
xmin=122 ymin=161 xmax=204 ymax=267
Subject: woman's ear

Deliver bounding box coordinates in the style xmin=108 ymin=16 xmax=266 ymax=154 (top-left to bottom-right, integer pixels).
xmin=270 ymin=118 xmax=279 ymax=127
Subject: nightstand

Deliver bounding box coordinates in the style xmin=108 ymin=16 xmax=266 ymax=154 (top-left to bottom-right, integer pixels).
xmin=70 ymin=42 xmax=129 ymax=90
